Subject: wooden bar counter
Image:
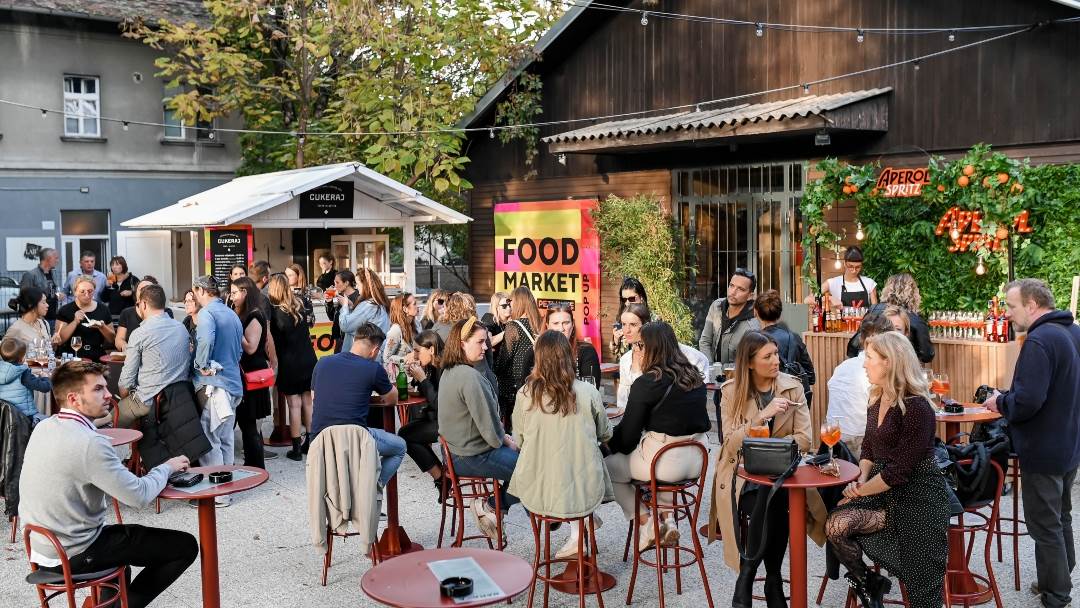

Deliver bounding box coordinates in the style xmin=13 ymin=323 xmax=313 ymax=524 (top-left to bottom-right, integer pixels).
xmin=803 ymin=332 xmax=1020 ymax=436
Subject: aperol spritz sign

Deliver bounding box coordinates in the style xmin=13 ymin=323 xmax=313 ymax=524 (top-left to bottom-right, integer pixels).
xmin=875 ymin=167 xmax=930 ymax=197
xmin=934 ymin=207 xmax=1033 ymax=252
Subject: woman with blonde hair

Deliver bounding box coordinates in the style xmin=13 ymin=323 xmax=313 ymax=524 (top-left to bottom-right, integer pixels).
xmin=434 ymin=292 xmax=477 ymax=342
xmin=709 ymin=330 xmax=824 ymax=608
xmin=337 ymin=267 xmax=390 ymax=353
xmin=268 ymin=274 xmax=318 ymax=460
xmin=480 ymin=291 xmax=511 ymax=347
xmin=825 ymin=331 xmax=949 ymax=608
xmin=420 ymin=289 xmax=449 ymax=330
xmin=285 ymin=263 xmax=315 ymax=327
xmin=384 ymin=292 xmax=420 ymax=364
xmin=510 ymin=330 xmax=612 ymax=559
xmin=847 ymin=273 xmax=934 ymax=363
xmin=494 ymin=286 xmax=541 ymax=429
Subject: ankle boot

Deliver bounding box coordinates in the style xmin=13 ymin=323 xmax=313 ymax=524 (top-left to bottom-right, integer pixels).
xmin=731 ymin=558 xmax=759 ymax=608
xmin=286 ymin=438 xmax=303 ymax=461
xmin=864 ymin=571 xmax=892 ymax=608
xmin=763 ymin=572 xmax=787 ymax=608
xmin=434 ymin=477 xmax=452 ymax=503
xmin=300 ymin=432 xmax=311 ymax=455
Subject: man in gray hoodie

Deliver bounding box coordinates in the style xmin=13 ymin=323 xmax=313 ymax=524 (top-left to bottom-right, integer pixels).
xmin=699 ymin=268 xmax=760 ymax=367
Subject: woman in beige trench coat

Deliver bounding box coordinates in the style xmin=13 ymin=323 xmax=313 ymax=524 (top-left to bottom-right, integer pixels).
xmin=706 ymin=331 xmax=828 ymax=608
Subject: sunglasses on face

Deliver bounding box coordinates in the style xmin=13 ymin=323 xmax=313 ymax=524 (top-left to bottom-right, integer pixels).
xmin=498 ymin=301 xmax=511 ymax=309
xmin=620 ymin=295 xmax=641 ymax=303
xmin=435 ymin=299 xmax=445 ymax=305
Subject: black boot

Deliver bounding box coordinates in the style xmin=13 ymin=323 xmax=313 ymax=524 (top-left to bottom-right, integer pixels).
xmin=731 ymin=558 xmax=760 ymax=608
xmin=434 ymin=476 xmax=452 ymax=503
xmin=300 ymin=432 xmax=311 ymax=455
xmin=846 ymin=570 xmax=891 ymax=608
xmin=763 ymin=572 xmax=787 ymax=608
xmin=286 ymin=438 xmax=303 ymax=461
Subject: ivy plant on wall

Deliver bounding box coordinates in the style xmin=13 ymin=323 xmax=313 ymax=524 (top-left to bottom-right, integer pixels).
xmin=801 ymin=144 xmax=1080 ymax=312
xmin=592 ymin=193 xmax=695 ymax=343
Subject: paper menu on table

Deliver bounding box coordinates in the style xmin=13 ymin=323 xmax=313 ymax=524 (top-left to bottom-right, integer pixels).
xmin=426 ymin=557 xmax=505 ymax=604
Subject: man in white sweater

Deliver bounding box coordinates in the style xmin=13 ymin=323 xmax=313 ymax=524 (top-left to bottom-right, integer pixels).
xmin=19 ymin=360 xmax=197 ymax=608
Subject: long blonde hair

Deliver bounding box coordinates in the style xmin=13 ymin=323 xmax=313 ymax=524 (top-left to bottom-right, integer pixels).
xmin=880 ymin=273 xmax=922 ymax=312
xmin=268 ymin=274 xmax=301 ymax=324
xmin=883 ymin=304 xmax=910 ymax=336
xmin=865 ymin=331 xmax=931 ymax=414
xmin=422 ymin=289 xmax=449 ymax=326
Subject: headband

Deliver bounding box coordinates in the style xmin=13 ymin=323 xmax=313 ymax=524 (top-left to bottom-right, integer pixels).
xmin=461 ymin=316 xmax=477 ymax=337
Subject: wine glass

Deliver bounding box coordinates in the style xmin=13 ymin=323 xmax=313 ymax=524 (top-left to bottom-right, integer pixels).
xmin=932 ymin=372 xmax=950 ymax=401
xmin=819 ymin=417 xmax=842 ymax=474
xmin=70 ymin=336 xmax=83 ymax=356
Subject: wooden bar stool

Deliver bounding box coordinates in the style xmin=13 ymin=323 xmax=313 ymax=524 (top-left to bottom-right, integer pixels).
xmin=946 ymin=459 xmax=1005 ymax=608
xmin=437 ymin=436 xmax=505 ymax=549
xmin=526 ymin=512 xmax=605 ymax=608
xmin=993 ymin=453 xmax=1026 ymax=590
xmin=625 ymin=440 xmax=715 ymax=608
xmin=23 ymin=524 xmax=129 ymax=608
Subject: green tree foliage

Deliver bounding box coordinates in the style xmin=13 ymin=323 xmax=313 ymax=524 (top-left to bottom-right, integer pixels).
xmin=125 ymin=0 xmax=560 ymax=284
xmin=593 ymin=194 xmax=695 ymax=343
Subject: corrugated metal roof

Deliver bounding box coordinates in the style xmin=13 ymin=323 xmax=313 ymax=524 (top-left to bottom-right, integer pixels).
xmin=542 ymin=88 xmax=892 ymax=144
xmin=2 ymin=0 xmax=208 ymax=25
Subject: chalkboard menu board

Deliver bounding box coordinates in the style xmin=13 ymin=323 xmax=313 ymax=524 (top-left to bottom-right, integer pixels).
xmin=203 ymin=225 xmax=254 ymax=285
xmin=300 ymin=181 xmax=354 ymax=218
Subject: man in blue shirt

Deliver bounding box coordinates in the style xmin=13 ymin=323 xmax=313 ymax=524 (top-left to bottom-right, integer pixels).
xmin=63 ymin=251 xmax=107 ymax=302
xmin=312 ymin=322 xmax=404 ymax=488
xmin=191 ymin=275 xmax=244 ymax=472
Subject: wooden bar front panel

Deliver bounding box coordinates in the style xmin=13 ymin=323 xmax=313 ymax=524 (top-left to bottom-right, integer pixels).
xmin=804 ymin=332 xmax=1019 ymax=438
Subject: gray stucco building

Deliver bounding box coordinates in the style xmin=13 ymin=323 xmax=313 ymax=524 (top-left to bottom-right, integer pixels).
xmin=0 ymin=1 xmax=240 ymax=281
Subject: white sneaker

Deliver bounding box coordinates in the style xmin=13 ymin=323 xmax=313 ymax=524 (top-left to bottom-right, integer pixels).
xmin=470 ymin=499 xmax=499 ymax=541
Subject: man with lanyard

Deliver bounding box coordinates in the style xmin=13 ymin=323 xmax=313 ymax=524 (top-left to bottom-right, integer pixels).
xmin=19 ymin=247 xmax=61 ymax=330
xmin=19 ymin=360 xmax=197 ymax=608
xmin=63 ymin=251 xmax=108 ymax=302
xmin=699 ymin=268 xmax=761 ymax=423
xmin=824 ymin=246 xmax=878 ymax=310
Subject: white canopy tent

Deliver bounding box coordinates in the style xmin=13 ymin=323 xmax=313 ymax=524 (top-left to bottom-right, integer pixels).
xmin=121 ymin=162 xmax=471 ymax=293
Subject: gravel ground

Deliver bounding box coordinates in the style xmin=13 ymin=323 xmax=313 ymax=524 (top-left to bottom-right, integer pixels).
xmin=1 ymin=426 xmax=1074 ymax=608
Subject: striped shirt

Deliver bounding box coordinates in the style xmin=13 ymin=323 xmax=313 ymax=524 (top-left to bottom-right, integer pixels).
xmin=118 ymin=312 xmax=192 ymax=403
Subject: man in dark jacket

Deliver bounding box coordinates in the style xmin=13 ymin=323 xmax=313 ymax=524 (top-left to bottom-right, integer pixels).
xmin=984 ymin=278 xmax=1080 ymax=608
xmin=19 ymin=248 xmax=60 ymax=328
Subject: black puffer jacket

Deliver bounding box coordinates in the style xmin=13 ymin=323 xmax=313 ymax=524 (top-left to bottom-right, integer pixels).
xmin=138 ymin=381 xmax=211 ymax=469
xmin=0 ymin=400 xmax=32 ymax=517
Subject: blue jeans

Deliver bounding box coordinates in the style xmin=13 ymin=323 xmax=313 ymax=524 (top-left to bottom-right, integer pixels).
xmin=369 ymin=427 xmax=407 ymax=488
xmin=451 ymin=446 xmax=520 ymax=511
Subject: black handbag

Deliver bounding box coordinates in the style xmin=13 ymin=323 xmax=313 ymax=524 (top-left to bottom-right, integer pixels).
xmin=742 ymin=437 xmax=800 ymax=476
xmin=730 ymin=436 xmax=802 ymax=561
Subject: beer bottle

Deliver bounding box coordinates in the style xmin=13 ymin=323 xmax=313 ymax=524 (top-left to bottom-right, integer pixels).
xmin=397 ymin=367 xmax=409 ymax=400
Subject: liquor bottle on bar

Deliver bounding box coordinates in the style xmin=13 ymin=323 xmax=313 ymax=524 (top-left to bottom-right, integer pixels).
xmin=812 ymin=295 xmax=823 ymax=333
xmin=985 ymin=299 xmax=996 ymax=342
xmin=998 ymin=312 xmax=1009 ymax=343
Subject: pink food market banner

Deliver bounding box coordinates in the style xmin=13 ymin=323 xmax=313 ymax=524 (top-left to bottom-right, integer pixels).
xmin=494 ymin=199 xmax=601 ymax=354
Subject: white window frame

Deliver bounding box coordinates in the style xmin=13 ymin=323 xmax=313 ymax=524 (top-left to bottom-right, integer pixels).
xmin=162 ymin=105 xmax=186 ymax=140
xmin=63 ymin=75 xmax=101 ymax=137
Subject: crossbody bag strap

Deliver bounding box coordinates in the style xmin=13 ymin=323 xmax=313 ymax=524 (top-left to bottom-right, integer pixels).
xmin=511 ymin=319 xmax=536 ymax=346
xmin=730 ymin=444 xmax=801 ymax=562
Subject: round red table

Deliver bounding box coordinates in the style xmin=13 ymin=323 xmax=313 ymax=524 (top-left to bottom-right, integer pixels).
xmin=158 ymin=465 xmax=269 ymax=608
xmin=396 ymin=394 xmax=427 ymax=426
xmin=371 ymin=397 xmax=424 ymax=558
xmin=936 ymin=405 xmax=1001 ymax=605
xmin=739 ymin=459 xmax=860 ymax=608
xmin=361 ymin=547 xmax=533 ymax=607
xmin=599 ymin=363 xmax=618 ymax=375
xmin=98 ymin=427 xmax=141 ymax=447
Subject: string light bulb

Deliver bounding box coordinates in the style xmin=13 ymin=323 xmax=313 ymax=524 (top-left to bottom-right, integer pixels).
xmin=489 ymin=128 xmax=494 ymax=139
xmin=41 ymin=109 xmax=48 ymax=119
xmin=207 ymin=130 xmax=215 ymax=140
xmin=855 ymin=222 xmax=865 ymax=241
xmin=755 ymin=23 xmax=764 ymax=37
xmin=803 ymin=83 xmax=811 ymax=94
xmin=950 ymin=224 xmax=960 ymax=240
xmin=975 ymin=256 xmax=986 ymax=275
xmin=834 ymin=246 xmax=843 ymax=270
xmin=913 ymin=60 xmax=921 ymax=71
xmin=856 ymin=29 xmax=865 ymax=43
xmin=122 ymin=122 xmax=129 ymax=131
xmin=640 ymin=11 xmax=648 ymax=26
xmin=948 ymin=30 xmax=956 ymax=42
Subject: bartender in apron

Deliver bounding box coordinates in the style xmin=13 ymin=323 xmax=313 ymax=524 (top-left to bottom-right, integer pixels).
xmin=825 ymin=246 xmax=878 ymax=310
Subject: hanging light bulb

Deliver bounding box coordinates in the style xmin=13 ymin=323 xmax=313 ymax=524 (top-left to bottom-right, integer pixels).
xmin=489 ymin=128 xmax=494 ymax=139
xmin=834 ymin=247 xmax=843 ymax=270
xmin=913 ymin=60 xmax=921 ymax=71
xmin=755 ymin=23 xmax=764 ymax=37
xmin=948 ymin=30 xmax=956 ymax=43
xmin=640 ymin=11 xmax=648 ymax=26
xmin=122 ymin=122 xmax=129 ymax=131
xmin=802 ymin=83 xmax=811 ymax=95
xmin=855 ymin=223 xmax=865 ymax=241
xmin=41 ymin=109 xmax=48 ymax=119
xmin=856 ymin=29 xmax=865 ymax=43
xmin=975 ymin=257 xmax=986 ymax=275
xmin=207 ymin=130 xmax=215 ymax=140
xmin=950 ymin=223 xmax=960 ymax=240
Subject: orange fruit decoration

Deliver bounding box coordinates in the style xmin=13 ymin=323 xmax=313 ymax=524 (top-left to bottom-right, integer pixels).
xmin=937 ymin=184 xmax=946 ymax=192
xmin=962 ymin=165 xmax=975 ymax=176
xmin=997 ymin=173 xmax=1009 ymax=184
xmin=983 ymin=176 xmax=992 ymax=188
xmin=958 ymin=176 xmax=970 ymax=187
xmin=1011 ymin=183 xmax=1024 ymax=194
xmin=996 ymin=226 xmax=1009 ymax=240
xmin=850 ymin=185 xmax=859 ymax=193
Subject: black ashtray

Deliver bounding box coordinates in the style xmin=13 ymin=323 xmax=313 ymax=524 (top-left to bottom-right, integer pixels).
xmin=440 ymin=576 xmax=473 ymax=598
xmin=208 ymin=471 xmax=233 ymax=484
xmin=942 ymin=399 xmax=965 ymax=414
